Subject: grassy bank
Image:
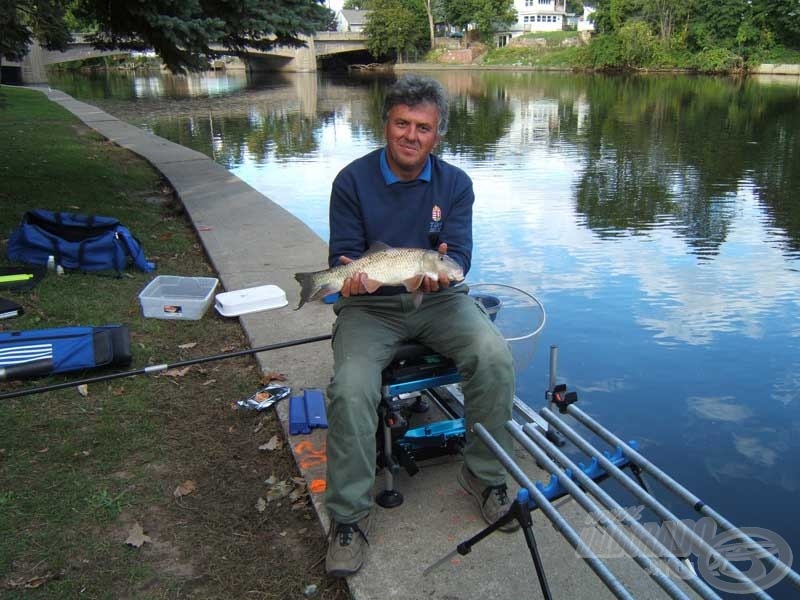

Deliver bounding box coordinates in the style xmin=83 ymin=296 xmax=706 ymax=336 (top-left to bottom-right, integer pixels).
xmin=0 ymin=86 xmax=345 ymax=599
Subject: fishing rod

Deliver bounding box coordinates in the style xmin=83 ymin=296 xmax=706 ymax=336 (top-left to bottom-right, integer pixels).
xmin=0 ymin=333 xmax=332 ymax=401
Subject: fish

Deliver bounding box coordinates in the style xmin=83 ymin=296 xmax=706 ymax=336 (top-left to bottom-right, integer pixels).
xmin=293 ymin=243 xmax=465 ymax=309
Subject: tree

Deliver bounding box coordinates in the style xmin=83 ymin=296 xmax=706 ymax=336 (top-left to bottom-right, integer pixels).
xmin=441 ymin=0 xmax=515 ymax=40
xmin=363 ymin=0 xmax=428 ymax=62
xmin=1 ymin=0 xmax=72 ymax=62
xmin=1 ymin=0 xmax=333 ymax=73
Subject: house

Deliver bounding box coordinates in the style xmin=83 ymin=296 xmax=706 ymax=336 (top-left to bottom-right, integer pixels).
xmin=512 ymin=0 xmax=567 ymax=34
xmin=336 ymin=9 xmax=369 ymax=33
xmin=578 ymin=5 xmax=596 ymax=32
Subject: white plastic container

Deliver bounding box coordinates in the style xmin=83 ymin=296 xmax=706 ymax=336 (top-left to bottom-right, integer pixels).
xmin=138 ymin=276 xmax=218 ymax=320
xmin=214 ymin=285 xmax=288 ymax=317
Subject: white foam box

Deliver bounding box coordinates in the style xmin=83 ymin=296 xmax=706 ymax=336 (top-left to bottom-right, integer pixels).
xmin=214 ymin=285 xmax=287 ymax=317
xmin=138 ymin=275 xmax=219 ymax=320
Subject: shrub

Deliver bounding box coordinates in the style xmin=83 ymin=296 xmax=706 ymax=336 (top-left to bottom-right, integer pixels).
xmin=692 ymin=47 xmax=743 ymax=73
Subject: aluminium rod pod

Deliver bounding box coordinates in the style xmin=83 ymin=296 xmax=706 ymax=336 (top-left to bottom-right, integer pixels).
xmin=539 ymin=407 xmax=776 ymax=600
xmin=503 ymin=421 xmax=694 ymax=600
xmin=474 ymin=423 xmax=637 ymax=600
xmin=518 ymin=421 xmax=723 ymax=600
xmin=563 ymin=403 xmax=800 ymax=592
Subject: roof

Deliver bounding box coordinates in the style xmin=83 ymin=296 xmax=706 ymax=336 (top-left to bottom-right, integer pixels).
xmin=339 ymin=9 xmax=369 ymax=25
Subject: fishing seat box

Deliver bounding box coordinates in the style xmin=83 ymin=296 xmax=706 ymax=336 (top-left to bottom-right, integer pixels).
xmin=138 ymin=276 xmax=218 ymax=320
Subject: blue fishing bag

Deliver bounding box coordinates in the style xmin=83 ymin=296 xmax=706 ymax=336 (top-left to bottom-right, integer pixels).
xmin=0 ymin=325 xmax=131 ymax=381
xmin=7 ymin=210 xmax=155 ymax=273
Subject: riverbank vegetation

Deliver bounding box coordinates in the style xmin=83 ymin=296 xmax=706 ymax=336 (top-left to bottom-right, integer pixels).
xmin=582 ymin=0 xmax=800 ymax=71
xmin=355 ymin=0 xmax=800 ymax=73
xmin=0 ymin=85 xmax=346 ymax=599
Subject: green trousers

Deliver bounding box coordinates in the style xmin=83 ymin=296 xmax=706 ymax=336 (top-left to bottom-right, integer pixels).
xmin=324 ymin=285 xmax=515 ymax=524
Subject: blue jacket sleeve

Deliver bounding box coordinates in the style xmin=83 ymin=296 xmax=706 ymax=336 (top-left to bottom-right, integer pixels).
xmin=328 ymin=170 xmax=366 ymax=269
xmin=439 ymin=176 xmax=474 ymax=276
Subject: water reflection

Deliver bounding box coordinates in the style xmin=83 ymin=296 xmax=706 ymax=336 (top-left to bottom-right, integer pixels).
xmin=46 ymin=70 xmax=800 ymax=568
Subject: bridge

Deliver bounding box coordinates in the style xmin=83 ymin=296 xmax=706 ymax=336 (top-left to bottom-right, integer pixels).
xmin=5 ymin=32 xmax=368 ymax=84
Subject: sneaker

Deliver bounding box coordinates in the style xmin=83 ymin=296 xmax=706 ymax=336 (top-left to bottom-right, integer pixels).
xmin=458 ymin=464 xmax=519 ymax=533
xmin=325 ymin=513 xmax=371 ymax=577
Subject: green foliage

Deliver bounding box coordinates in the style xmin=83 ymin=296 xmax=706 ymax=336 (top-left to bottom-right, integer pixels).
xmin=0 ymin=0 xmax=72 ymax=61
xmin=442 ymin=0 xmax=515 ymax=40
xmin=1 ymin=0 xmax=332 ymax=73
xmin=691 ymin=47 xmax=743 ymax=72
xmin=364 ymin=0 xmax=428 ymax=61
xmin=482 ymin=44 xmax=581 ymax=67
xmin=616 ymin=20 xmax=655 ymax=67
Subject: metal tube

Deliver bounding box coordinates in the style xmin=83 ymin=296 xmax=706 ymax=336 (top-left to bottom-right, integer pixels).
xmin=474 ymin=423 xmax=637 ymax=600
xmin=0 ymin=333 xmax=332 ymax=400
xmin=519 ymin=422 xmax=722 ymax=600
xmin=565 ymin=404 xmax=800 ymax=591
xmin=540 ymin=408 xmax=775 ymax=599
xmin=504 ymin=422 xmax=693 ymax=600
xmin=547 ymin=345 xmax=558 ymax=398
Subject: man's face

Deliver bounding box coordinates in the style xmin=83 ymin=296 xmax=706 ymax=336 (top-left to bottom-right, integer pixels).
xmin=384 ymin=102 xmax=440 ymax=181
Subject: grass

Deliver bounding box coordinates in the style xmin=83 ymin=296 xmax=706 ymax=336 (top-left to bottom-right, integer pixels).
xmin=0 ymin=86 xmax=347 ymax=599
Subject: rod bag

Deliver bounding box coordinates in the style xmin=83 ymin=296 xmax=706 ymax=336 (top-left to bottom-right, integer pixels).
xmin=0 ymin=325 xmax=131 ymax=380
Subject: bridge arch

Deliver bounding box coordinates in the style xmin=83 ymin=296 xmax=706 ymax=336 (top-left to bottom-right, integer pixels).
xmin=8 ymin=32 xmax=368 ymax=84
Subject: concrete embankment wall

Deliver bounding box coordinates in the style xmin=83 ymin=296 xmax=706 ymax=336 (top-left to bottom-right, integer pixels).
xmin=751 ymin=63 xmax=800 ymax=76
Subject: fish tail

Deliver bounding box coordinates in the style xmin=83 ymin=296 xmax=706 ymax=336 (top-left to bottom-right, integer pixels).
xmin=294 ymin=271 xmax=319 ymax=310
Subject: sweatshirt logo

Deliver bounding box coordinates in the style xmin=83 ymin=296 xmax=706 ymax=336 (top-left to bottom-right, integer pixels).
xmin=429 ymin=204 xmax=443 ymax=233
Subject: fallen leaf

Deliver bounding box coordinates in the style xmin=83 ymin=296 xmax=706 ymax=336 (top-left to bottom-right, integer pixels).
xmin=112 ymin=387 xmax=125 ymax=396
xmin=261 ymin=371 xmax=288 ymax=385
xmin=173 ymin=480 xmax=197 ymax=498
xmin=5 ymin=572 xmax=59 ymax=589
xmin=255 ymin=497 xmax=267 ymax=513
xmin=202 ymin=379 xmax=216 ymax=386
xmin=178 ymin=342 xmax=197 ymax=349
xmin=37 ymin=447 xmax=49 ymax=454
xmin=77 ymin=384 xmax=89 ymax=397
xmin=258 ymin=435 xmax=282 ymax=452
xmin=164 ymin=366 xmax=192 ymax=378
xmin=264 ymin=474 xmax=278 ymax=486
xmin=266 ymin=480 xmax=293 ymax=502
xmin=125 ymin=522 xmax=152 ymax=548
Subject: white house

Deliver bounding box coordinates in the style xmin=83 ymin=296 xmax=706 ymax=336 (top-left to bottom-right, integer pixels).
xmin=336 ymin=9 xmax=369 ymax=33
xmin=578 ymin=5 xmax=596 ymax=32
xmin=513 ymin=0 xmax=567 ymax=34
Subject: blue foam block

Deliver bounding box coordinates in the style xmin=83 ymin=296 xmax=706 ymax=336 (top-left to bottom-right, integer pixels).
xmin=289 ymin=394 xmax=310 ymax=435
xmin=304 ymin=388 xmax=328 ymax=429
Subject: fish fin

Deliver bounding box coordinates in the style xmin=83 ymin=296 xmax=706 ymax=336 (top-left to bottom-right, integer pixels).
xmin=403 ymin=274 xmax=425 ymax=292
xmin=363 ymin=278 xmax=383 ymax=294
xmin=294 ymin=271 xmax=334 ymax=310
xmin=363 ymin=241 xmax=392 ymax=255
xmin=412 ymin=290 xmax=424 ymax=309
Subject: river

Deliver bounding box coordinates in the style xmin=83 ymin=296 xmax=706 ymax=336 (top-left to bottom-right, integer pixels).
xmin=47 ymin=68 xmax=800 ymax=594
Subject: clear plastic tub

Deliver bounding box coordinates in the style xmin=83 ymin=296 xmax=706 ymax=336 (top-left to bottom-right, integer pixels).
xmin=138 ymin=275 xmax=218 ymax=320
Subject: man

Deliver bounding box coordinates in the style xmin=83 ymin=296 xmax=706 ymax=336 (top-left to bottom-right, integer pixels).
xmin=324 ymin=74 xmax=517 ymax=577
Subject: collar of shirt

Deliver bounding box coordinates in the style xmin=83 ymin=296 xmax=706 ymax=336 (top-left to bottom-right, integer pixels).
xmin=380 ymin=148 xmax=432 ymax=184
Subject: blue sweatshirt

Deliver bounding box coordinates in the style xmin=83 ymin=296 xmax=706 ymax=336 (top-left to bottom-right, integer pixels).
xmin=328 ymin=148 xmax=474 ymax=279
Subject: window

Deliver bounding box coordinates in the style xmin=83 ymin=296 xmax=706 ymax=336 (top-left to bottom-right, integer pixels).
xmin=539 ymin=0 xmax=550 ymax=5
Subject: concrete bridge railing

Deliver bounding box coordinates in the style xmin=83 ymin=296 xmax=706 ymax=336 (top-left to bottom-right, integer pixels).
xmin=9 ymin=32 xmax=368 ymax=83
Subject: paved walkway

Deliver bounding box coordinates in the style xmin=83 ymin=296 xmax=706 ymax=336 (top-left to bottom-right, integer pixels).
xmin=35 ymin=87 xmax=700 ymax=600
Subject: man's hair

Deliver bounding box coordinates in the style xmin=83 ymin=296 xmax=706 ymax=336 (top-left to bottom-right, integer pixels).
xmin=382 ymin=75 xmax=450 ymax=136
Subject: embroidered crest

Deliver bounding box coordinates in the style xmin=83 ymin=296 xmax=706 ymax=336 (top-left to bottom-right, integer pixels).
xmin=431 ymin=205 xmax=442 ymax=222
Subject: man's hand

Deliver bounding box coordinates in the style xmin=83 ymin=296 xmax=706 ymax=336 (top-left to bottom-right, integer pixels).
xmin=421 ymin=243 xmax=450 ymax=293
xmin=338 ymin=256 xmax=369 ymax=297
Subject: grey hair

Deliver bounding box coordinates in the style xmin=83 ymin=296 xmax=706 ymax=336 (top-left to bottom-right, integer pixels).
xmin=382 ymin=75 xmax=450 ymax=136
